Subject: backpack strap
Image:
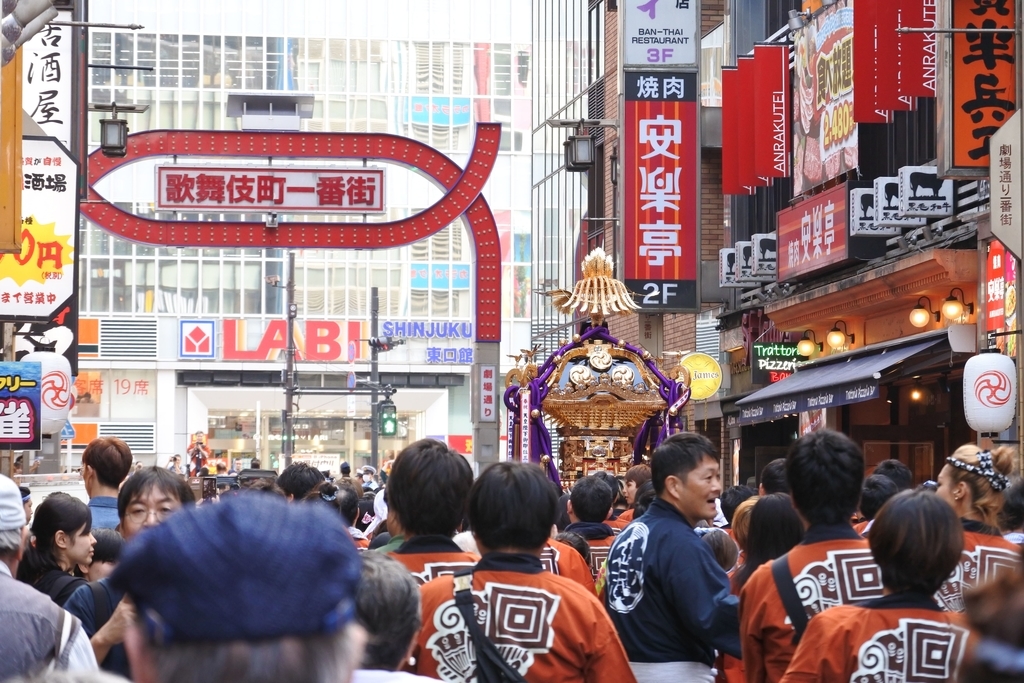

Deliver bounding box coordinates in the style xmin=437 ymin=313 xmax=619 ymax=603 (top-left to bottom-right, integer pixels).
xmin=46 ymin=607 xmax=73 ymax=671
xmin=452 ymin=568 xmax=528 ymax=683
xmin=90 ymin=581 xmax=112 ymax=633
xmin=46 ymin=574 xmax=80 ymax=604
xmin=771 ymin=553 xmax=809 ymax=645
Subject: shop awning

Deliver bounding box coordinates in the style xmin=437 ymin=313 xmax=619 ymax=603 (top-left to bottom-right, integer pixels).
xmin=734 ymin=337 xmax=947 ymax=425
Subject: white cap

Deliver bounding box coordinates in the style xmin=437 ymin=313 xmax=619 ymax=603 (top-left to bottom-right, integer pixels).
xmin=0 ymin=474 xmax=25 ymax=532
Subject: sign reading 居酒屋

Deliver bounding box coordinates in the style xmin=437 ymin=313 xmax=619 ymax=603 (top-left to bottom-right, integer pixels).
xmin=622 ymin=0 xmax=698 ymax=67
xmin=938 ymin=0 xmax=1016 ymax=176
xmin=777 ymin=183 xmax=849 ymax=281
xmin=622 ymin=71 xmax=698 ymax=312
xmin=792 ymin=0 xmax=857 ymax=195
xmin=156 ymin=167 xmax=385 ymax=213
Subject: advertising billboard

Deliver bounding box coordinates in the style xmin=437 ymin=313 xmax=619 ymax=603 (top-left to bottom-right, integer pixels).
xmin=792 ymin=0 xmax=857 ymax=196
xmin=622 ymin=71 xmax=699 ymax=312
xmin=777 ymin=182 xmax=849 ymax=281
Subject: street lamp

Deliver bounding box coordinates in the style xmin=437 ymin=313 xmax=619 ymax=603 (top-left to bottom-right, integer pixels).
xmin=88 ymin=102 xmax=149 ymax=158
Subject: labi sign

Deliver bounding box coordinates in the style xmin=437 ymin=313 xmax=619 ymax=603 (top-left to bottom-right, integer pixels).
xmin=751 ymin=342 xmax=806 ymax=385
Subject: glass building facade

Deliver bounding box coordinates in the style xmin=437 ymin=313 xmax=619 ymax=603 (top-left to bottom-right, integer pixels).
xmin=76 ymin=0 xmax=533 ymax=468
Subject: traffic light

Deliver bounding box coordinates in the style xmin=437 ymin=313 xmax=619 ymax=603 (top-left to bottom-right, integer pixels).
xmin=379 ymin=399 xmax=397 ymax=437
xmin=368 ymin=336 xmax=405 ymax=353
xmin=2 ymin=0 xmax=59 ymax=66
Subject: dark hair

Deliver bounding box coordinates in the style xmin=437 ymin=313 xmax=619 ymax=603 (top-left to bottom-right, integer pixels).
xmin=734 ymin=493 xmax=804 ymax=589
xmin=869 ymin=489 xmax=963 ymax=595
xmin=701 ymin=528 xmax=739 ymax=572
xmin=720 ymin=485 xmax=757 ymax=524
xmin=387 ymin=439 xmax=473 ymax=537
xmin=91 ymin=527 xmax=125 ymax=564
xmin=999 ymin=478 xmax=1024 ymax=533
xmin=468 ymin=463 xmax=557 ymax=552
xmin=860 ymin=474 xmax=899 ymax=521
xmin=873 ymin=459 xmax=913 ymax=491
xmin=632 ymin=480 xmax=656 ymax=517
xmin=198 ymin=467 xmax=210 ymax=477
xmin=554 ymin=531 xmax=591 ymax=564
xmin=569 ymin=476 xmax=614 ymax=523
xmin=242 ymin=477 xmax=286 ymax=497
xmin=651 ymin=432 xmax=718 ymax=495
xmin=356 ymin=552 xmax=422 ymax=670
xmin=625 ymin=464 xmax=652 ymax=487
xmin=759 ymin=458 xmax=789 ymax=494
xmin=118 ymin=467 xmax=196 ymax=520
xmin=18 ymin=492 xmax=92 ymax=584
xmin=962 ymin=566 xmax=1024 ymax=683
xmin=591 ymin=471 xmax=624 ymax=508
xmin=786 ymin=429 xmax=864 ymax=526
xmin=82 ymin=437 xmax=134 ymax=489
xmin=276 ymin=462 xmax=326 ymax=500
xmin=249 ymin=459 xmax=260 ymax=470
xmin=304 ymin=482 xmax=360 ymax=527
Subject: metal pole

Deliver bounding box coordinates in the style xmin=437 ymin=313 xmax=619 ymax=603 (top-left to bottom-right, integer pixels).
xmin=0 ymin=323 xmax=13 ymax=479
xmin=283 ymin=250 xmax=296 ymax=468
xmin=370 ymin=286 xmax=379 ymax=470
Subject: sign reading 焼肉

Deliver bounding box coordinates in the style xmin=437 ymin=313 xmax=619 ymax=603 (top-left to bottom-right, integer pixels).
xmin=156 ymin=167 xmax=386 ymax=213
xmin=622 ymin=71 xmax=698 ymax=312
xmin=0 ymin=361 xmax=42 ymax=451
xmin=792 ymin=0 xmax=857 ymax=195
xmin=777 ymin=183 xmax=849 ymax=281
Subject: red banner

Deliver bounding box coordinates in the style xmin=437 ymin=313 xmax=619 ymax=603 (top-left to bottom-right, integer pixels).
xmin=721 ymin=66 xmax=745 ymax=195
xmin=897 ymin=0 xmax=937 ymax=98
xmin=853 ymin=0 xmax=887 ymax=122
xmin=876 ymin=0 xmax=913 ymax=111
xmin=737 ymin=57 xmax=767 ymax=188
xmin=753 ymin=45 xmax=790 ymax=179
xmin=623 ymin=71 xmax=699 ymax=312
xmin=777 ymin=182 xmax=849 ymax=281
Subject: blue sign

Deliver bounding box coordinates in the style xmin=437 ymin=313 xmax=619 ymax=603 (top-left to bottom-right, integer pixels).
xmin=431 ymin=264 xmax=471 ymax=289
xmin=0 ymin=362 xmax=42 ymax=450
xmin=410 ymin=265 xmax=430 ymax=289
xmin=61 ymin=420 xmax=75 ymax=440
xmin=381 ymin=321 xmax=473 ymax=339
xmin=347 ymin=371 xmax=357 ymax=389
xmin=405 ymin=97 xmax=472 ymax=126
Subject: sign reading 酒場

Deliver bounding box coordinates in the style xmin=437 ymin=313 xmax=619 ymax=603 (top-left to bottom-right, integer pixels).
xmin=156 ymin=167 xmax=385 ymax=213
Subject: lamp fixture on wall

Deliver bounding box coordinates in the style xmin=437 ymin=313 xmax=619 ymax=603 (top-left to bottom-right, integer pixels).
xmin=941 ymin=288 xmax=974 ymax=321
xmin=788 ymin=9 xmax=810 ymax=31
xmin=796 ymin=330 xmax=822 ymax=358
xmin=909 ymin=296 xmax=940 ymax=328
xmin=826 ymin=321 xmax=854 ymax=349
xmin=909 ymin=380 xmax=924 ymax=402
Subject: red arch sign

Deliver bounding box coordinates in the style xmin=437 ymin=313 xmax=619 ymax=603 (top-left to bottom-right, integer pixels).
xmin=80 ymin=124 xmax=503 ymax=342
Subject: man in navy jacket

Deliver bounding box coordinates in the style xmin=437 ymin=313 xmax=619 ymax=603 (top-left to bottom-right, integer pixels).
xmin=604 ymin=432 xmax=740 ymax=683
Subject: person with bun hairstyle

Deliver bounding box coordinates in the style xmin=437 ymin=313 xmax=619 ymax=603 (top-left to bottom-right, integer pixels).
xmin=934 ymin=444 xmax=1021 ymax=612
xmin=780 ymin=490 xmax=970 ymax=682
xmin=303 ymin=481 xmax=368 ymax=549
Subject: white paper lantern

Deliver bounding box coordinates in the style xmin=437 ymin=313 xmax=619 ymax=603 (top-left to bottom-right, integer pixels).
xmin=22 ymin=351 xmax=72 ymax=436
xmin=963 ymin=351 xmax=1017 ymax=434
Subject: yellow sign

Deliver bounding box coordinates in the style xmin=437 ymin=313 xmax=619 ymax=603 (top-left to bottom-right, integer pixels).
xmin=680 ymin=352 xmax=723 ymax=400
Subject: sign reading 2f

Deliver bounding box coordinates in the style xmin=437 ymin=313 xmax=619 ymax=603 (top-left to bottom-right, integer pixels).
xmin=624 ymin=0 xmax=699 ymax=67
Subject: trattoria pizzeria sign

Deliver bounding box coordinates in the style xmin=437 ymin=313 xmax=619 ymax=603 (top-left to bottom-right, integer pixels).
xmin=156 ymin=166 xmax=385 ymax=213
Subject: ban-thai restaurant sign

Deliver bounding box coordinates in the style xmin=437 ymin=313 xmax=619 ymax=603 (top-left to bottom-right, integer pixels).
xmin=937 ymin=0 xmax=1016 ymax=176
xmin=777 ymin=183 xmax=849 ymax=281
xmin=792 ymin=0 xmax=857 ymax=196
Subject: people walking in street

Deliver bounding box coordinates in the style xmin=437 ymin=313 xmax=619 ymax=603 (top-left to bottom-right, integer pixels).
xmin=0 ymin=474 xmax=98 ymax=679
xmin=384 ymin=438 xmax=478 ymax=581
xmin=934 ymin=444 xmax=1021 ymax=612
xmin=17 ymin=493 xmax=95 ymax=607
xmin=739 ymin=429 xmax=883 ymax=683
xmin=999 ymin=477 xmax=1024 ymax=545
xmin=610 ymin=465 xmax=652 ymax=530
xmin=276 ymin=461 xmax=326 ymax=501
xmin=854 ymin=474 xmax=898 ymax=536
xmin=603 ymin=432 xmax=740 ymax=683
xmin=111 ymin=493 xmax=363 ymax=683
xmin=305 ymin=481 xmax=369 ymax=549
xmin=411 ymin=461 xmax=636 ymax=683
xmin=565 ymin=475 xmax=617 ymax=578
xmin=76 ymin=529 xmax=124 ymax=583
xmin=63 ymin=468 xmax=195 ymax=678
xmin=780 ymin=490 xmax=969 ymax=682
xmin=81 ymin=438 xmax=134 ymax=530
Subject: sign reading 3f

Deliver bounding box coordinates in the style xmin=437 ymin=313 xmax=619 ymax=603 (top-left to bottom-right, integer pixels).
xmin=623 ymin=0 xmax=699 ymax=67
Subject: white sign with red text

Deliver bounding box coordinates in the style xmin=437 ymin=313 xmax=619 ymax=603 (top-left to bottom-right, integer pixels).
xmin=156 ymin=167 xmax=385 ymax=213
xmin=479 ymin=365 xmax=497 ymax=423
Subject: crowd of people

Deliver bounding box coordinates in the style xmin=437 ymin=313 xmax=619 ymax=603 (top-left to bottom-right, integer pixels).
xmin=3 ymin=430 xmax=1024 ymax=683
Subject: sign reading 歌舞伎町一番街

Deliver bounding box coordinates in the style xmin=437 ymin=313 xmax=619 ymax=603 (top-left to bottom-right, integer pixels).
xmin=155 ymin=167 xmax=385 ymax=213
